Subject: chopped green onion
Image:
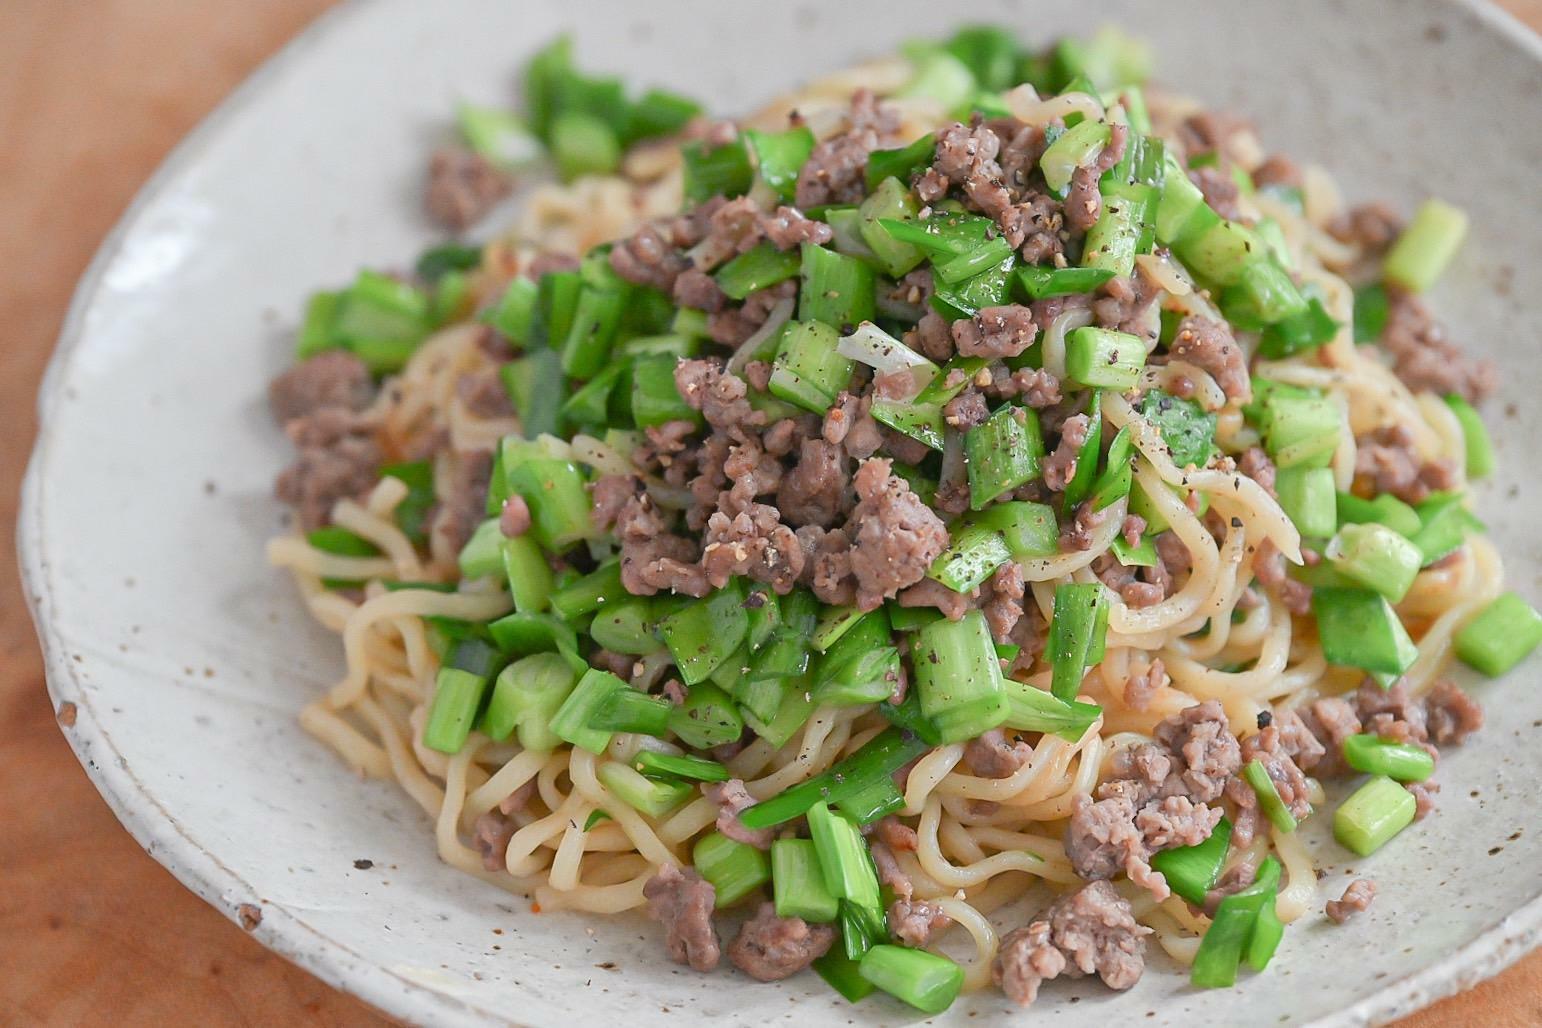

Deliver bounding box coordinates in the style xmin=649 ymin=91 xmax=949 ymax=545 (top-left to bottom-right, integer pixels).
xmin=1407 ymin=492 xmax=1478 ymax=567
xmin=423 ymin=639 xmax=504 ymax=754
xmin=1342 ymin=733 xmax=1436 ymax=782
xmin=1065 ymin=326 xmax=1146 ymax=390
xmin=935 ymin=236 xmax=1015 ymax=285
xmin=741 ymin=682 xmax=816 ymax=748
xmin=1334 ymin=775 xmax=1416 ymax=856
xmin=714 ymin=242 xmax=802 ymax=301
xmin=814 ymin=946 xmax=876 ymax=1003
xmin=596 ymin=761 xmax=692 ymax=817
xmin=799 ymin=244 xmax=877 ymax=330
xmin=1262 ymin=393 xmax=1340 ymax=470
xmin=895 ymin=45 xmax=976 ymax=110
xmin=549 ymin=668 xmax=628 ymax=754
xmin=810 ymin=604 xmax=864 ymax=652
xmin=591 ymin=687 xmax=672 ymax=736
xmin=484 ymin=276 xmax=538 ymax=345
xmin=1335 ymin=491 xmax=1421 ymax=538
xmin=668 ymin=682 xmax=745 ymax=749
xmin=502 ymin=535 xmax=555 ymax=613
xmin=868 ymin=398 xmax=945 ymax=451
xmin=547 ymin=560 xmax=623 ymax=622
xmin=858 ymin=945 xmax=965 ymax=1015
xmin=911 ymin=610 xmax=1010 ymax=743
xmin=865 ymin=133 xmax=937 ymax=192
xmin=772 ymin=838 xmax=840 ymax=923
xmin=681 ymin=136 xmax=753 ymax=204
xmin=487 ymin=611 xmax=583 ymax=665
xmin=876 ymin=211 xmax=994 ymax=262
xmin=978 ymin=499 xmax=1060 ymax=558
xmin=529 ymin=270 xmax=583 ymax=349
xmin=1150 ymin=817 xmax=1233 ymax=906
xmin=588 ymin=599 xmax=663 ymax=655
xmin=965 ymin=404 xmax=1045 ymax=509
xmin=561 ymin=280 xmax=628 ymax=379
xmin=630 ymin=353 xmax=700 ymax=428
xmin=415 ymin=241 xmax=483 ymax=285
xmin=1001 ymin=678 xmax=1102 ymax=742
xmin=1191 ymin=857 xmax=1282 ymax=988
xmin=835 ymin=774 xmax=906 ymax=825
xmin=1088 ymin=424 xmax=1136 ymax=511
xmin=1311 ymin=587 xmax=1418 ymax=677
xmin=633 ymin=751 xmax=730 ymax=783
xmin=1014 ymin=264 xmax=1115 ymax=300
xmin=329 ymin=270 xmax=432 ymax=373
xmin=623 ymin=88 xmax=701 ymax=143
xmin=1443 ymin=394 xmax=1494 ymax=479
xmin=1082 ymin=190 xmax=1149 ymax=278
xmin=1258 ymin=297 xmax=1337 ymax=359
xmin=1325 ymin=522 xmax=1423 ymax=603
xmin=1040 ymin=119 xmax=1111 ymax=194
xmin=807 ymin=802 xmax=882 ymax=912
xmin=1174 ymin=219 xmax=1264 ymax=287
xmin=659 ymin=581 xmax=750 ymax=685
xmin=744 ymin=126 xmax=815 ymax=204
xmin=1060 ymin=392 xmax=1104 ymax=515
xmin=1275 ymin=467 xmax=1337 ymax=539
xmin=1048 ymin=583 xmax=1108 ymax=701
xmin=929 ymin=251 xmax=1017 ymax=322
xmin=693 ymin=831 xmax=771 ymax=908
xmin=1353 ymin=284 xmax=1390 ymax=343
xmin=296 ymin=290 xmax=343 ymax=359
xmin=813 ymin=610 xmax=901 ymax=707
xmin=1138 ymin=389 xmax=1216 ymax=471
xmin=549 ymin=111 xmax=620 ymax=181
xmin=1111 ymin=532 xmax=1158 ymax=567
xmin=1384 ymin=198 xmax=1467 ymax=294
xmin=928 ymin=518 xmax=1012 ymax=593
xmin=857 ymin=177 xmax=925 ymax=277
xmin=501 ymin=437 xmax=593 ymax=551
xmin=1242 ymin=759 xmax=1300 ymax=833
xmin=738 ymin=727 xmax=930 ymax=829
xmin=501 ymin=349 xmax=566 ymax=440
xmin=770 ymin=319 xmax=855 ymax=414
xmin=1455 ymin=592 xmax=1542 ymax=676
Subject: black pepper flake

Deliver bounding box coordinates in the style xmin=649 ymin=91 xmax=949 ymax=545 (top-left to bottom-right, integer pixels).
xmin=1256 ymin=710 xmax=1273 ymax=730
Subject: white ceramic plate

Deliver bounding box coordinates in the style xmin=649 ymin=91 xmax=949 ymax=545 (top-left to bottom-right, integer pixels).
xmin=21 ymin=0 xmax=1542 ymax=1024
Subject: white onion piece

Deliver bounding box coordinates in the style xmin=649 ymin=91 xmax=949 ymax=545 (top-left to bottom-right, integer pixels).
xmin=838 ymin=321 xmax=937 ymax=375
xmin=1041 ymin=307 xmax=1095 ymax=379
xmin=569 ymin=433 xmax=632 ymax=477
xmin=726 ymin=295 xmax=795 ymax=375
xmin=1004 ymin=85 xmax=1104 ymax=127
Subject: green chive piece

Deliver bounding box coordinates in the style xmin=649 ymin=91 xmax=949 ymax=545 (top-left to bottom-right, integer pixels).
xmin=1455 ymin=592 xmax=1542 ymax=676
xmin=1334 ymin=775 xmax=1416 ymax=856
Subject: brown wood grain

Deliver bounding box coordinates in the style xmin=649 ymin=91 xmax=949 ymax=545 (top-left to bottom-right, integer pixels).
xmin=1 ymin=2 xmax=1538 ymax=1025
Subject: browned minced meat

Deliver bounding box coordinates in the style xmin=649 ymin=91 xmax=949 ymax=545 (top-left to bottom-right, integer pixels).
xmin=872 ymin=815 xmax=918 ymax=852
xmin=708 ymin=279 xmax=797 ymax=347
xmin=591 ymin=648 xmax=634 ymax=679
xmin=674 ymin=358 xmax=762 ymax=431
xmin=906 ymin=310 xmax=955 ymax=363
xmin=868 ymin=840 xmax=913 ymax=900
xmin=889 ymin=898 xmax=952 ymax=947
xmin=965 ymin=728 xmax=1033 ymax=778
xmin=1408 ymin=780 xmax=1440 ymax=821
xmin=794 ymin=89 xmax=898 ymax=209
xmin=643 ymin=864 xmax=721 ymax=971
xmin=673 ymin=268 xmax=728 ymax=312
xmin=1252 ymin=154 xmax=1302 ymax=189
xmin=942 ymin=388 xmax=990 ymax=429
xmin=702 ymin=779 xmax=774 ymax=850
xmin=1327 ymin=202 xmax=1402 ymax=253
xmin=1154 ymin=700 xmax=1243 ymax=803
xmin=1124 ymin=658 xmax=1167 ymax=711
xmin=1239 ymin=446 xmax=1277 ymax=498
xmin=1042 ymin=413 xmax=1090 ymax=493
xmin=498 ymin=495 xmax=531 ymax=538
xmin=269 ymin=351 xmax=375 ymax=424
xmin=1188 ymin=166 xmax=1242 ymax=222
xmin=615 ymin=491 xmax=709 ymax=597
xmin=1169 ymin=316 xmax=1251 ymax=403
xmin=1354 ymin=424 xmax=1459 ymax=505
xmin=1355 ymin=678 xmax=1430 ymax=743
xmin=457 ymin=367 xmax=515 ymax=418
xmin=1252 ymin=537 xmax=1312 ymax=615
xmin=776 ymin=439 xmax=849 ymax=528
xmin=822 ymin=391 xmax=883 ymax=459
xmin=590 ymin=473 xmax=635 ymax=532
xmin=897 ymin=577 xmax=973 ymax=621
xmin=702 ymin=501 xmax=804 ymax=594
xmin=727 ymin=902 xmax=835 ymax=981
xmin=981 ymin=562 xmax=1025 ymax=644
xmin=1178 ymin=110 xmax=1252 ymax=165
xmin=471 ymin=810 xmax=517 ymax=872
xmin=1059 ymin=501 xmax=1113 ymax=553
xmin=952 ymin=304 xmax=1038 ymax=359
xmin=1378 ymin=288 xmax=1497 ymax=404
xmin=761 ymin=205 xmax=834 ymax=250
xmin=1092 ymin=552 xmax=1167 ymax=609
xmin=843 ymin=458 xmax=949 ymax=611
xmin=424 ymin=146 xmax=512 ymax=232
xmin=689 ymin=196 xmax=765 ymax=271
xmin=1065 ymin=788 xmax=1219 ymax=900
xmin=610 ymin=224 xmax=691 ymax=293
xmin=987 ymin=365 xmax=1062 ymax=408
xmin=429 ymin=450 xmax=493 ymax=558
xmin=1225 ymin=723 xmax=1313 ymax=848
xmin=1065 ymin=165 xmax=1104 ymax=233
xmin=275 ymin=409 xmax=383 ymax=531
xmin=1268 ymin=706 xmax=1328 ymax=772
xmin=1092 ymin=269 xmax=1162 ymax=345
xmin=1326 ymin=879 xmax=1377 ymax=924
xmin=992 ymin=880 xmax=1149 ymax=1007
xmin=1426 ymin=679 xmax=1484 ymax=745
xmin=1295 ymin=696 xmax=1362 ymax=776
xmin=1202 ymin=856 xmax=1261 ymax=915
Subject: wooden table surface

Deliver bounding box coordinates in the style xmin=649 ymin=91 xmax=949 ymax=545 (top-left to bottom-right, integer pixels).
xmin=3 ymin=2 xmax=1540 ymax=1025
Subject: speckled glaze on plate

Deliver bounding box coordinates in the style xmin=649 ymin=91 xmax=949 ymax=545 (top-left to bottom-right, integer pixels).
xmin=19 ymin=0 xmax=1542 ymax=1024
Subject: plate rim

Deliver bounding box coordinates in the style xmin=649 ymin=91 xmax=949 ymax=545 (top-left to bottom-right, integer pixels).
xmin=15 ymin=1 xmax=1542 ymax=1025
